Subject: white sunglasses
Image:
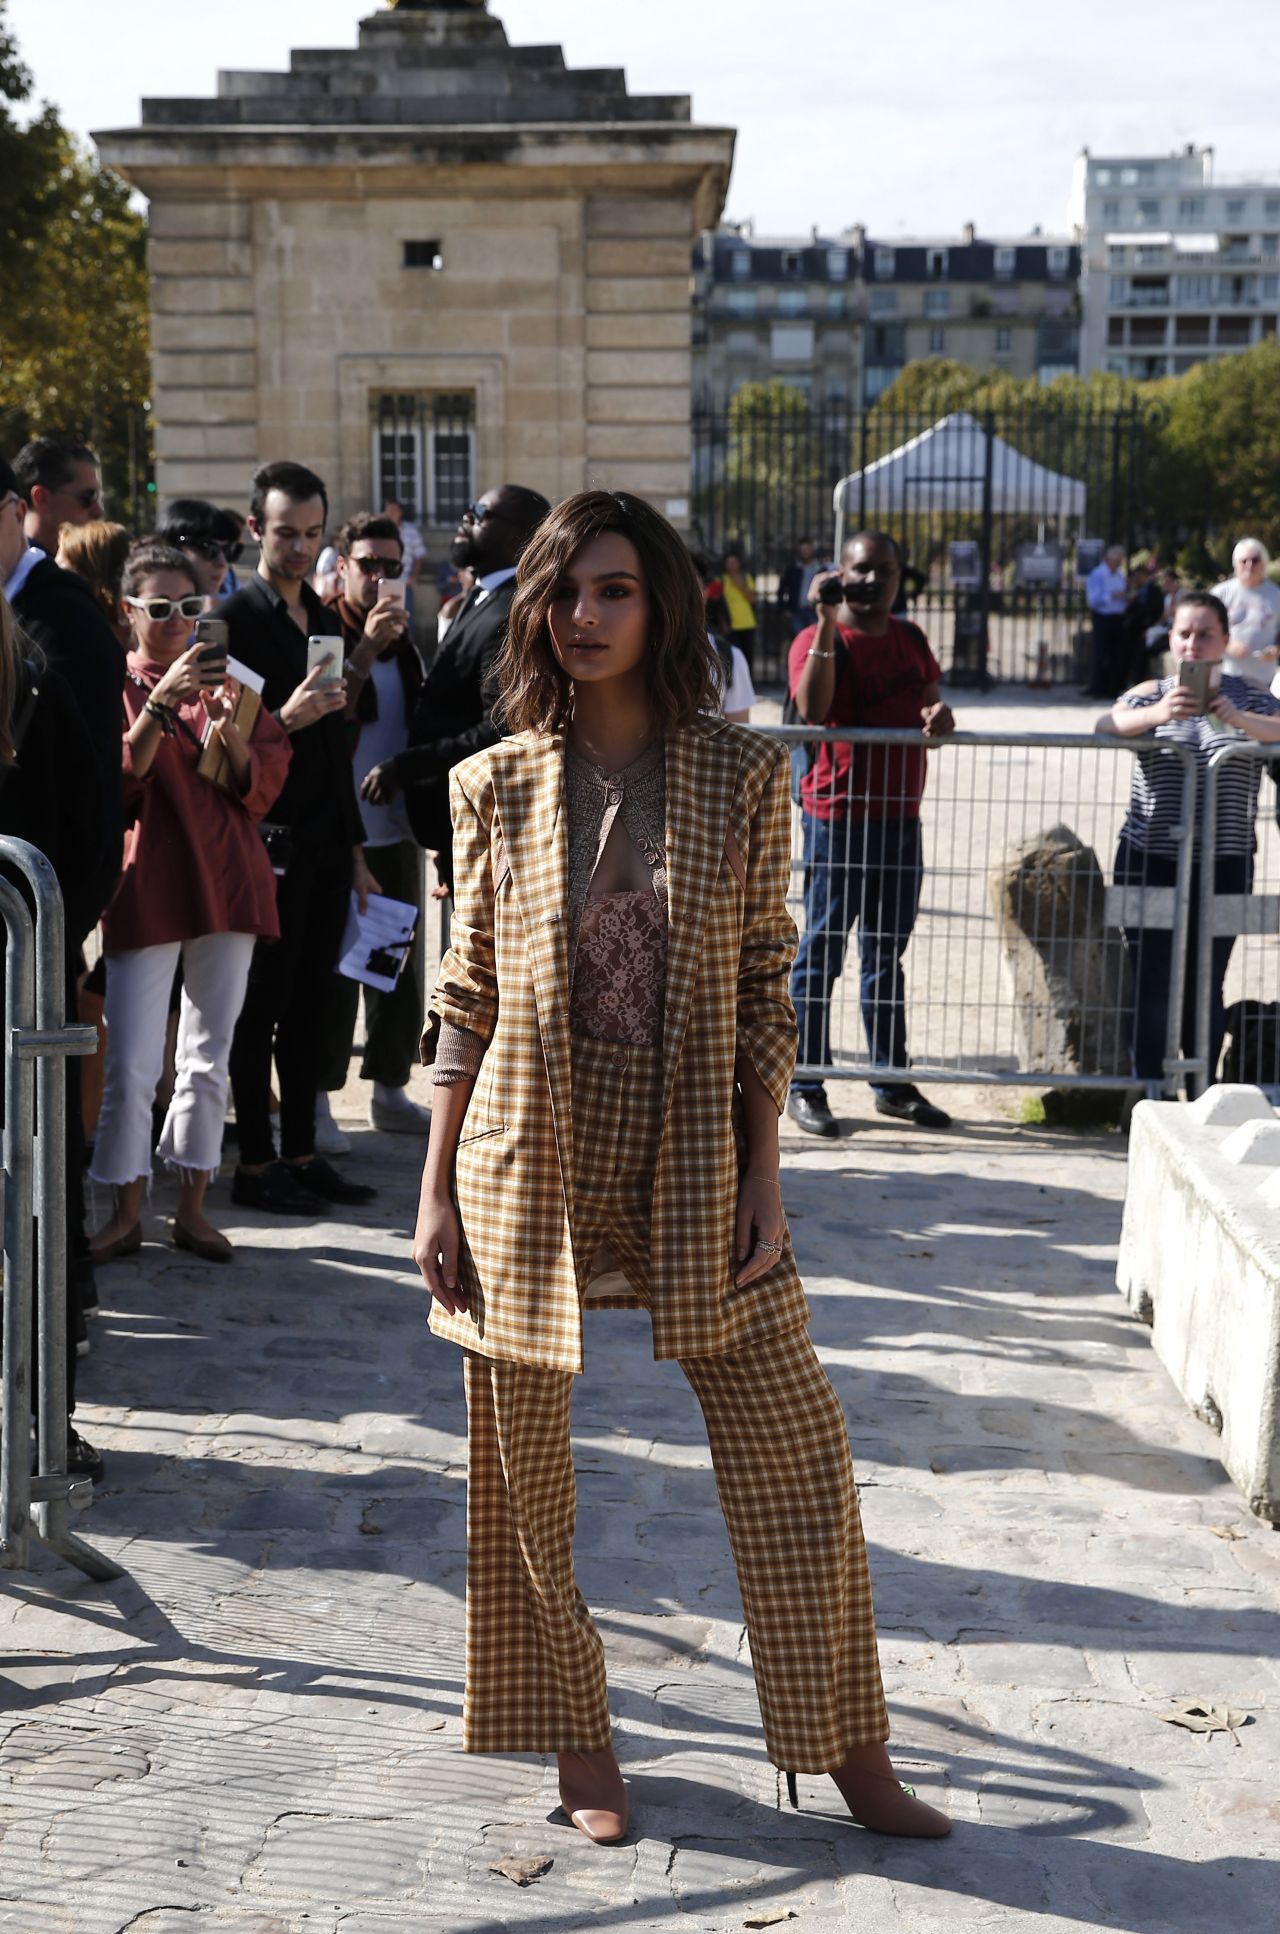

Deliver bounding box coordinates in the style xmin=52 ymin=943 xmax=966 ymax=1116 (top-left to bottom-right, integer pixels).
xmin=124 ymin=594 xmax=205 ymax=622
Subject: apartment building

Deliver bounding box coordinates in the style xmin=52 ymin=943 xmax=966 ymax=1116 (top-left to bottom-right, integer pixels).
xmin=861 ymin=226 xmax=1079 ymax=401
xmin=1071 ymin=146 xmax=1280 ymax=379
xmin=692 ymin=224 xmax=1080 ymax=407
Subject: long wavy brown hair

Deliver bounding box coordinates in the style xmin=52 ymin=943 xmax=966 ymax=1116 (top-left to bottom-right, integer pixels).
xmin=56 ymin=520 xmax=131 ymax=633
xmin=495 ymin=491 xmax=718 ymax=735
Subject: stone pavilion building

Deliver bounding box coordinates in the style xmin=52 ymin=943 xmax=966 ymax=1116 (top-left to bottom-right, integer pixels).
xmin=94 ymin=0 xmax=734 ymax=532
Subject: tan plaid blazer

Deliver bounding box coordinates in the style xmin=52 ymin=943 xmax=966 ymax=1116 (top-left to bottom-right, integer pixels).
xmin=424 ymin=716 xmax=809 ymax=1373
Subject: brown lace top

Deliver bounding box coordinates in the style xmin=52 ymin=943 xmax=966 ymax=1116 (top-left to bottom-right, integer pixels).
xmin=568 ymin=890 xmax=666 ymax=1046
xmin=433 ymin=738 xmax=668 ymax=1081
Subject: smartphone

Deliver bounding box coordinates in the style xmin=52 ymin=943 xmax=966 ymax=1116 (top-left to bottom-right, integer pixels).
xmin=306 ymin=636 xmax=342 ymax=686
xmin=377 ymin=577 xmax=407 ymax=609
xmin=194 ymin=617 xmax=228 ymax=685
xmin=1177 ymin=660 xmax=1219 ymax=715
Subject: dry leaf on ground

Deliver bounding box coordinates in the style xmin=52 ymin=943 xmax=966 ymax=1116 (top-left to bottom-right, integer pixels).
xmin=744 ymin=1914 xmax=798 ymax=1930
xmin=490 ymin=1854 xmax=554 ymax=1887
xmin=1208 ymin=1524 xmax=1245 ymax=1541
xmin=1156 ymin=1700 xmax=1249 ymax=1738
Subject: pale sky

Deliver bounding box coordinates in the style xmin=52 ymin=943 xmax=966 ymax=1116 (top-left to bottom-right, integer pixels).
xmin=9 ymin=0 xmax=1278 ymax=237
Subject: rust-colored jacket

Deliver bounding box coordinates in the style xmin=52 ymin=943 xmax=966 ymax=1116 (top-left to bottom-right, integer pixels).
xmin=425 ymin=716 xmax=807 ymax=1373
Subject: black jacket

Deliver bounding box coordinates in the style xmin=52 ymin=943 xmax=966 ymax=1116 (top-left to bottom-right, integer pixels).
xmin=219 ymin=574 xmax=365 ymax=853
xmin=9 ymin=554 xmax=125 ymax=924
xmin=395 ymin=578 xmax=514 ymax=855
xmin=0 ymin=660 xmax=104 ymax=953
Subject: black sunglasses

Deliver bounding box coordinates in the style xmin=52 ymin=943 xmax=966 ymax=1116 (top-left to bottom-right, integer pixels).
xmin=180 ymin=534 xmax=226 ymax=562
xmin=350 ymin=555 xmax=405 ymax=579
xmin=461 ymin=501 xmax=508 ymax=526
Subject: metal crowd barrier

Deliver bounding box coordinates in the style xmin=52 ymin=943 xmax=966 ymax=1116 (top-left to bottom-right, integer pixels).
xmin=0 ymin=837 xmax=121 ymax=1581
xmin=761 ymin=726 xmax=1203 ymax=1098
xmin=1197 ymin=741 xmax=1280 ymax=1095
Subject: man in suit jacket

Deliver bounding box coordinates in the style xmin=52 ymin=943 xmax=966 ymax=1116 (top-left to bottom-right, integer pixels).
xmin=0 ymin=453 xmax=124 ymax=928
xmin=1 ymin=449 xmax=124 ymax=1483
xmin=360 ymin=482 xmax=550 ymax=888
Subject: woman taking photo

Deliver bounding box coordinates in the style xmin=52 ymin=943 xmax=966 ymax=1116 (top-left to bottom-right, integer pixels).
xmin=90 ymin=543 xmax=291 ymax=1263
xmin=413 ymin=492 xmax=949 ymax=1846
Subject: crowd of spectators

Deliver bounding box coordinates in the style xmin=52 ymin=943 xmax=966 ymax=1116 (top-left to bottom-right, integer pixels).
xmin=0 ymin=441 xmax=556 ymax=1483
xmin=2 ymin=427 xmax=1278 ymax=1476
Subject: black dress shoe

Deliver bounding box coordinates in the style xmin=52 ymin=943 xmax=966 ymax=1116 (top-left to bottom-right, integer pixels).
xmin=286 ymin=1156 xmax=378 ymax=1206
xmin=232 ymin=1160 xmax=330 ymax=1216
xmin=874 ymin=1085 xmax=952 ymax=1129
xmin=787 ymin=1090 xmax=841 ymax=1139
xmin=67 ymin=1429 xmax=104 ymax=1486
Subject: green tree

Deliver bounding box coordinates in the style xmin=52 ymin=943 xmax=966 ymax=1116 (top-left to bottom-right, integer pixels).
xmin=695 ymin=378 xmax=854 ymax=563
xmin=0 ymin=0 xmax=149 ymax=522
xmin=1148 ymin=340 xmax=1280 ymax=573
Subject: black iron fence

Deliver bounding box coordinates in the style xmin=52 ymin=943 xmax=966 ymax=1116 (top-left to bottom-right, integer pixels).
xmin=691 ymin=398 xmax=1159 ymax=689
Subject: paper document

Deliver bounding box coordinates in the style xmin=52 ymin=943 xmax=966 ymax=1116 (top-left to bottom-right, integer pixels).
xmin=337 ymin=891 xmax=419 ymax=993
xmin=226 ymin=655 xmax=265 ymax=695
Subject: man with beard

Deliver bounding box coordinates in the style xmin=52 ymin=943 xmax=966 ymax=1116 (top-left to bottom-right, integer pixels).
xmin=360 ymin=483 xmax=550 ymax=889
xmin=221 ymin=461 xmax=379 ymax=1216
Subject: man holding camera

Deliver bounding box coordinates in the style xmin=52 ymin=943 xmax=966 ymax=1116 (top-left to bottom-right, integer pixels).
xmin=787 ymin=531 xmax=955 ymax=1139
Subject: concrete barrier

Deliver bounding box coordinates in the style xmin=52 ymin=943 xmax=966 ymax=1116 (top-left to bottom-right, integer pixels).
xmin=1117 ymin=1085 xmax=1280 ymax=1522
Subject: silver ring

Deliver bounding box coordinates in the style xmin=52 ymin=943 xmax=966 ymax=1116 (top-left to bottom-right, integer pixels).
xmin=757 ymin=1239 xmax=784 ymax=1255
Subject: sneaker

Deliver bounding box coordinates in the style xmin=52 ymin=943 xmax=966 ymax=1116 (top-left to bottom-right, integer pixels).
xmin=369 ymin=1090 xmax=431 ymax=1135
xmin=786 ymin=1089 xmax=841 ymax=1139
xmin=285 ymin=1155 xmax=377 ymax=1206
xmin=873 ymin=1084 xmax=952 ymax=1129
xmin=231 ymin=1161 xmax=331 ymax=1217
xmin=314 ymin=1093 xmax=351 ymax=1156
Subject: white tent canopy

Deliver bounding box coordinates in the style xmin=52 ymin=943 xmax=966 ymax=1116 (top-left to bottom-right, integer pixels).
xmin=833 ymin=411 xmax=1088 ymax=521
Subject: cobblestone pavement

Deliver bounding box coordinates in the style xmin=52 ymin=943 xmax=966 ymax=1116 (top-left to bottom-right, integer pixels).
xmin=2 ymin=1069 xmax=1277 ymax=1934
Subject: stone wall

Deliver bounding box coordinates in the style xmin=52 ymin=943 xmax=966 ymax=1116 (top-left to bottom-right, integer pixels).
xmin=95 ymin=5 xmax=733 ymax=527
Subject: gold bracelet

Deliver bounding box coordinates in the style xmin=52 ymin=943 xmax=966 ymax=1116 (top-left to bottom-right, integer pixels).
xmin=746 ymin=1173 xmax=782 ymax=1187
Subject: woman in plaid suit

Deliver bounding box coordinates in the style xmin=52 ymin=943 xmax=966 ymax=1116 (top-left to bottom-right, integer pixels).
xmin=413 ymin=492 xmax=949 ymax=1845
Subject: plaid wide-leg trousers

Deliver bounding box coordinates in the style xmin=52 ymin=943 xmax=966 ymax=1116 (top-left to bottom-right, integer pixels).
xmin=462 ymin=1323 xmax=889 ymax=1771
xmin=460 ymin=1034 xmax=889 ymax=1770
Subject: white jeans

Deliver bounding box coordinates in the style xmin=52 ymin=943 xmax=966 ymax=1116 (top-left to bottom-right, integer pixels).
xmin=91 ymin=933 xmax=257 ymax=1187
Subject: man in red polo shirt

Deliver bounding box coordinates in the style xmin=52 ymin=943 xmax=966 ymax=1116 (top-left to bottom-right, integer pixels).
xmin=787 ymin=531 xmax=955 ymax=1138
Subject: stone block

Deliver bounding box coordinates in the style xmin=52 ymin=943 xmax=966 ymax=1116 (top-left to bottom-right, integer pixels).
xmin=586 ymin=239 xmax=691 ymax=280
xmin=154 ymin=460 xmax=260 ymax=500
xmin=152 ymin=276 xmax=257 ymax=315
xmin=500 ymin=385 xmax=562 ymax=425
xmin=586 ymin=196 xmax=692 ymax=239
xmin=153 ymin=422 xmax=257 ymax=462
xmin=587 ymin=421 xmax=689 ymax=461
xmin=151 ymin=312 xmax=257 ymax=353
xmin=587 ymin=314 xmax=691 ymax=353
xmin=160 ymin=387 xmax=258 ymax=426
xmin=148 ymin=238 xmax=254 ymax=278
xmin=153 ymin=349 xmax=255 ymax=388
xmin=988 ymin=824 xmax=1131 ymax=1079
xmin=587 ymin=349 xmax=691 ymax=388
xmin=581 ymin=458 xmax=691 ymax=500
xmin=586 ymin=276 xmax=691 ymax=314
xmin=146 ymin=199 xmax=251 ymax=240
xmin=1117 ymin=1097 xmax=1280 ymax=1521
xmin=588 ymin=384 xmax=689 ymax=424
xmin=507 ymin=424 xmax=569 ymax=464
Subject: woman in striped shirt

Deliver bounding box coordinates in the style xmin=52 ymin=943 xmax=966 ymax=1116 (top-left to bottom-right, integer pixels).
xmin=1107 ymin=590 xmax=1280 ymax=1084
